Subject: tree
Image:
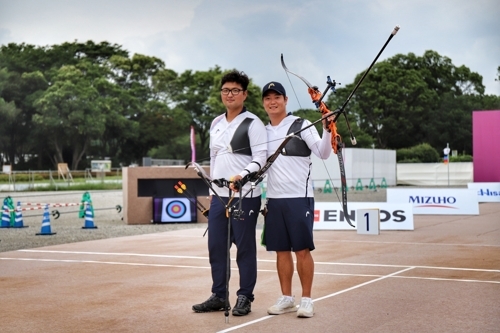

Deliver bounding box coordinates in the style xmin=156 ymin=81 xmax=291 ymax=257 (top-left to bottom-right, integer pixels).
xmin=0 ymin=41 xmax=129 ymax=169
xmin=327 ymin=50 xmax=491 ymax=153
xmin=33 ymin=63 xmax=107 ymax=169
xmin=0 ymin=68 xmax=21 ymax=165
xmin=106 ymin=53 xmax=187 ymax=164
xmin=292 ymin=107 xmax=373 ymax=149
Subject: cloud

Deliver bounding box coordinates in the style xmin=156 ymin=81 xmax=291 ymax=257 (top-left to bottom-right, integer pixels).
xmin=0 ymin=0 xmax=498 ymax=107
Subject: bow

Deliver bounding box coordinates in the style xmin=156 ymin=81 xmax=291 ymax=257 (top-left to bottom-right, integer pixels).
xmin=244 ymin=114 xmax=336 ymax=187
xmin=281 ymin=54 xmax=355 ymax=227
xmin=281 ymin=25 xmax=401 ymax=228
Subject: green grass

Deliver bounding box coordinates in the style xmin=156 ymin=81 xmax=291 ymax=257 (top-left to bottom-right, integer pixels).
xmin=35 ymin=182 xmax=122 ymax=191
xmin=1 ymin=181 xmax=122 ymax=192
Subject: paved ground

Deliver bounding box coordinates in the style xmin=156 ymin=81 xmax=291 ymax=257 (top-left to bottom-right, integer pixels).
xmin=0 ymin=199 xmax=498 ymax=333
xmin=0 ymin=189 xmax=386 ymax=253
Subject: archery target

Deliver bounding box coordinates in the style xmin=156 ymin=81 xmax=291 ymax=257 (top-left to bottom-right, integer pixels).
xmin=160 ymin=198 xmax=193 ymax=222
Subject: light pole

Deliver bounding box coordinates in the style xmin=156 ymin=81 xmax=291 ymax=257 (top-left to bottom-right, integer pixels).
xmin=443 ymin=143 xmax=450 ymax=187
xmin=372 ymin=143 xmax=377 ymax=192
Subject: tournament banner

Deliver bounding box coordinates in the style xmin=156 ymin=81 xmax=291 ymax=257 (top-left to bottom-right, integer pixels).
xmin=313 ymin=202 xmax=414 ymax=230
xmin=153 ymin=197 xmax=196 ymax=223
xmin=467 ymin=182 xmax=500 ymax=202
xmin=387 ymin=188 xmax=479 ymax=215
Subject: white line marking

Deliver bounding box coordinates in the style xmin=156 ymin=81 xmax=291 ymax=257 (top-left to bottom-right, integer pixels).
xmin=19 ymin=249 xmax=209 ymax=260
xmin=0 ymin=257 xmax=212 ymax=269
xmin=315 ymin=238 xmax=500 ymax=248
xmin=2 ymin=257 xmax=498 ymax=285
xmin=314 ymin=267 xmax=415 ymax=302
xmin=314 ymin=261 xmax=500 ymax=273
xmin=393 ymin=275 xmax=500 ymax=284
xmin=16 ymin=250 xmax=500 ymax=273
xmin=217 ymin=267 xmax=415 ymax=332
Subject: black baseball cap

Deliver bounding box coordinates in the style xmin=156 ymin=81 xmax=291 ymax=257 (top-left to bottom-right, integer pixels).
xmin=262 ymin=81 xmax=286 ymax=97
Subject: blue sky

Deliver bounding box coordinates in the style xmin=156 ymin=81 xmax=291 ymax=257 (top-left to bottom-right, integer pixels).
xmin=1 ymin=0 xmax=498 ymax=111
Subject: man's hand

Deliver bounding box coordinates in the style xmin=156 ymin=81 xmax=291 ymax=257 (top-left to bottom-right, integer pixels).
xmin=322 ymin=115 xmax=334 ymax=132
xmin=229 ymin=175 xmax=243 ymax=192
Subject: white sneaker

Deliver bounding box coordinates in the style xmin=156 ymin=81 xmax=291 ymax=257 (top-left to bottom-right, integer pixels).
xmin=297 ymin=297 xmax=314 ymax=318
xmin=267 ymin=296 xmax=297 ymax=315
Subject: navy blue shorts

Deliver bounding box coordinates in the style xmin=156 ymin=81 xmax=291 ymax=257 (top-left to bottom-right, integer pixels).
xmin=264 ymin=197 xmax=315 ymax=252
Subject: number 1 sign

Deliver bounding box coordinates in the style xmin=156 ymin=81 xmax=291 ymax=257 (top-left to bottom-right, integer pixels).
xmin=356 ymin=209 xmax=380 ymax=235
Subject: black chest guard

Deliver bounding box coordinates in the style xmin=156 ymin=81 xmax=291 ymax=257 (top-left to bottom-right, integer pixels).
xmin=229 ymin=117 xmax=254 ymax=156
xmin=282 ymin=118 xmax=311 ymax=157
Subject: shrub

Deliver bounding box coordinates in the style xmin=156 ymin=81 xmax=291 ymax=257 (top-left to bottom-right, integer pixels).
xmin=0 ymin=174 xmax=45 ymax=182
xmin=450 ymin=155 xmax=473 ymax=162
xmin=397 ymin=143 xmax=440 ymax=163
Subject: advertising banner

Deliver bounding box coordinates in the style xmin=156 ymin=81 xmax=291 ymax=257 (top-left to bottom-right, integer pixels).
xmin=387 ymin=188 xmax=479 ymax=215
xmin=467 ymin=182 xmax=500 ymax=202
xmin=313 ymin=202 xmax=414 ymax=230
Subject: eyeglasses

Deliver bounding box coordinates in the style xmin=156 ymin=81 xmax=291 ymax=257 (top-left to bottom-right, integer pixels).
xmin=221 ymin=88 xmax=244 ymax=95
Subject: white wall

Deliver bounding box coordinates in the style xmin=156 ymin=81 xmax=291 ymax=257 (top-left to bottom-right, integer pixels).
xmin=309 ymin=148 xmax=473 ymax=187
xmin=396 ymin=162 xmax=473 ymax=186
xmin=311 ymin=148 xmax=397 ymax=188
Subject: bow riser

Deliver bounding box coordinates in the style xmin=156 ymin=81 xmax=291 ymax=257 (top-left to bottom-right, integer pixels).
xmin=306 ymin=87 xmax=341 ymax=154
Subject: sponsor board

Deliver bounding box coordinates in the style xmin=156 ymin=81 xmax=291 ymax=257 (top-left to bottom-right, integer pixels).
xmin=313 ymin=202 xmax=414 ymax=230
xmin=467 ymin=182 xmax=500 ymax=202
xmin=387 ymin=188 xmax=479 ymax=215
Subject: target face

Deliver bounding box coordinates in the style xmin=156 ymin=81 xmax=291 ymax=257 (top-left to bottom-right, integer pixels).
xmin=159 ymin=198 xmax=193 ymax=222
xmin=165 ymin=200 xmax=186 ymax=218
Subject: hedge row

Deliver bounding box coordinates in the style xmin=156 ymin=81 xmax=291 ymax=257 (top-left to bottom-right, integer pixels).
xmin=0 ymin=171 xmax=119 ymax=182
xmin=397 ymin=143 xmax=473 ymax=163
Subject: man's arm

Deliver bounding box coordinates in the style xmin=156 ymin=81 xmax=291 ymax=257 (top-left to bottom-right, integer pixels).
xmin=238 ymin=118 xmax=267 ymax=177
xmin=302 ymin=121 xmax=332 ymax=160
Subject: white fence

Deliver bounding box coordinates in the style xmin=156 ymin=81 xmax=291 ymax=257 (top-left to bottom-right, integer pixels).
xmin=311 ymin=149 xmax=473 ymax=187
xmin=397 ymin=162 xmax=473 ymax=186
xmin=311 ymin=148 xmax=396 ymax=188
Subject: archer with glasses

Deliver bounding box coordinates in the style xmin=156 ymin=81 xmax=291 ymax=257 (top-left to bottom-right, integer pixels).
xmin=192 ymin=70 xmax=267 ymax=316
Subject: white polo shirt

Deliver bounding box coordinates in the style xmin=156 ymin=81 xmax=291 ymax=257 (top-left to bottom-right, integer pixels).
xmin=265 ymin=115 xmax=331 ymax=198
xmin=210 ymin=110 xmax=267 ymax=197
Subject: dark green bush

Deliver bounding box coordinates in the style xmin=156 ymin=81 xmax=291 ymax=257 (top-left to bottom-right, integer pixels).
xmin=450 ymin=155 xmax=473 ymax=162
xmin=0 ymin=174 xmax=45 ymax=182
xmin=397 ymin=143 xmax=440 ymax=163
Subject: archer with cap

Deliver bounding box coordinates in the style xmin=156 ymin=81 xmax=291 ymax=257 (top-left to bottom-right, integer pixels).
xmin=261 ymin=81 xmax=332 ymax=318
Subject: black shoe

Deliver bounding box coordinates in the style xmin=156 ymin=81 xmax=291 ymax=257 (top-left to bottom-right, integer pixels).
xmin=192 ymin=293 xmax=229 ymax=313
xmin=232 ymin=295 xmax=251 ymax=316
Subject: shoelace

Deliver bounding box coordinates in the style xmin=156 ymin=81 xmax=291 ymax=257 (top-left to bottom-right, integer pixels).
xmin=300 ymin=298 xmax=313 ymax=309
xmin=235 ymin=296 xmax=247 ymax=308
xmin=277 ymin=296 xmax=293 ymax=306
xmin=208 ymin=293 xmax=222 ymax=302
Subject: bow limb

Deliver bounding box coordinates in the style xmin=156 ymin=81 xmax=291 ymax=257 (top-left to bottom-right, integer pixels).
xmin=281 ymin=54 xmax=345 ymax=154
xmin=281 ymin=54 xmax=314 ymax=89
xmin=185 ymin=161 xmax=213 ymax=182
xmin=335 ymin=138 xmax=354 ymax=227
